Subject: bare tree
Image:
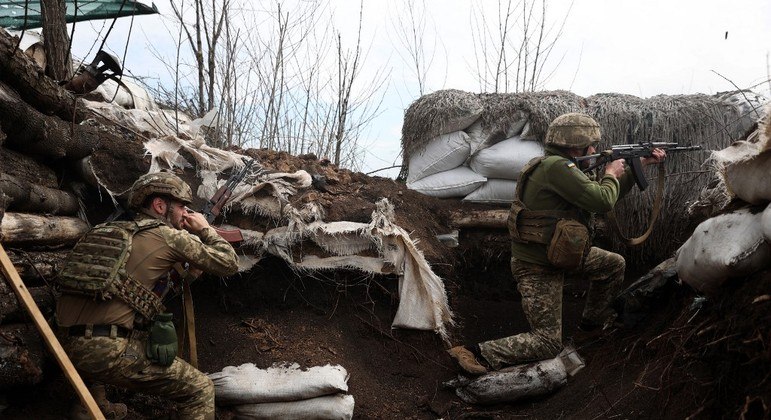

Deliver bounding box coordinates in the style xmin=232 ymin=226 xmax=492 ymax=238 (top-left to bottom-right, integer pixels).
xmin=470 ymin=0 xmax=571 ymax=93
xmin=40 ymin=0 xmax=72 ymax=80
xmin=389 ymin=0 xmax=437 ymax=96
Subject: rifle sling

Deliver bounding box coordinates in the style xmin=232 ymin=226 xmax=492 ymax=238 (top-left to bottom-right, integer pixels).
xmin=607 ymin=162 xmax=666 ymax=246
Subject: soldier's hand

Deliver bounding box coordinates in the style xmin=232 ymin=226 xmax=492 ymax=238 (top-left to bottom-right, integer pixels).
xmin=181 ymin=210 xmax=210 ymax=234
xmin=604 ymin=159 xmax=625 ymax=178
xmin=642 ymin=148 xmax=666 ymax=166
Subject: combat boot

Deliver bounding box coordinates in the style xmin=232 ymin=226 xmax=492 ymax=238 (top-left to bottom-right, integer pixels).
xmin=447 ymin=345 xmax=489 ymax=376
xmin=69 ymin=383 xmax=127 ymax=420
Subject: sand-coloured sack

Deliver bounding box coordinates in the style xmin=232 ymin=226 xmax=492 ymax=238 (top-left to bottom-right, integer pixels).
xmin=468 ymin=136 xmax=543 ymax=180
xmin=209 ymin=363 xmax=349 ymax=405
xmin=230 ymin=394 xmax=355 ymax=420
xmin=723 ymin=149 xmax=771 ymax=204
xmin=401 ymin=89 xmax=483 ymax=162
xmin=462 ymin=179 xmax=517 ymax=203
xmin=407 ymin=166 xmax=486 ymax=198
xmin=406 ymin=131 xmax=470 ymax=183
xmin=675 ymin=208 xmax=771 ymax=294
xmin=763 ymin=203 xmax=771 ymax=243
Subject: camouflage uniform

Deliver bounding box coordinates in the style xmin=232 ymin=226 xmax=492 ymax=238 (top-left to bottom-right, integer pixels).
xmin=478 ymin=121 xmax=636 ymax=369
xmin=56 ymin=213 xmax=239 ymax=419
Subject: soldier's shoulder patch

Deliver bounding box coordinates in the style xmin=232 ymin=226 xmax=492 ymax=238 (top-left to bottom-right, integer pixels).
xmin=565 ymin=162 xmax=576 ymax=169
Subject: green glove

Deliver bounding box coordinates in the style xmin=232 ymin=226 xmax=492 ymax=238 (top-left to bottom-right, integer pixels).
xmin=146 ymin=313 xmax=177 ymax=367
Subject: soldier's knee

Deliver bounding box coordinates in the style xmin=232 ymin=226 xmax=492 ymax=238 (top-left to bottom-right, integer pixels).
xmin=535 ymin=330 xmax=562 ymax=356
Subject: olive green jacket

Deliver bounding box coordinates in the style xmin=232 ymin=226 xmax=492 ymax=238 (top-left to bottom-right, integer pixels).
xmin=510 ymin=146 xmax=635 ymax=265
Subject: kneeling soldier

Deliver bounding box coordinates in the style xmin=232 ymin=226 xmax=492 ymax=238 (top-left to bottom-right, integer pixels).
xmin=55 ymin=172 xmax=239 ymax=419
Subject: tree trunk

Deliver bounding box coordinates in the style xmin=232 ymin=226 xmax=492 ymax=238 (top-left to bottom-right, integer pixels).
xmin=0 ymin=173 xmax=79 ymax=215
xmin=0 ymin=213 xmax=89 ymax=246
xmin=40 ymin=0 xmax=73 ymax=81
xmin=0 ymin=80 xmax=100 ymax=159
xmin=0 ymin=285 xmax=55 ymax=324
xmin=0 ymin=147 xmax=59 ymax=188
xmin=5 ymin=249 xmax=66 ymax=283
xmin=449 ymin=209 xmax=509 ymax=229
xmin=0 ymin=324 xmax=46 ymax=389
xmin=0 ymin=23 xmax=84 ymax=122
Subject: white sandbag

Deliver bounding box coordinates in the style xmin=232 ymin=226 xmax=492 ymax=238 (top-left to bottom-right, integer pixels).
xmin=407 ymin=131 xmax=470 ymax=183
xmin=723 ymin=149 xmax=771 ymax=204
xmin=468 ymin=136 xmax=543 ymax=180
xmin=444 ymin=347 xmax=584 ymax=405
xmin=464 ymin=115 xmax=529 ymax=156
xmin=762 ymin=203 xmax=771 ymax=243
xmin=231 ymin=394 xmax=355 ymax=420
xmin=209 ymin=363 xmax=349 ymax=405
xmin=407 ymin=167 xmax=486 ymax=198
xmin=675 ymin=208 xmax=771 ymax=294
xmin=462 ymin=179 xmax=517 ymax=204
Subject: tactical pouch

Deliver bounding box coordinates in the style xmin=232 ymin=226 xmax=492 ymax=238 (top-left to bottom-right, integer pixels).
xmin=546 ymin=219 xmax=589 ymax=270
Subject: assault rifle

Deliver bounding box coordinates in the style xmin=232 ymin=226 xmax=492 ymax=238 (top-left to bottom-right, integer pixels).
xmin=574 ymin=142 xmax=702 ymax=191
xmin=199 ymin=158 xmax=256 ymax=243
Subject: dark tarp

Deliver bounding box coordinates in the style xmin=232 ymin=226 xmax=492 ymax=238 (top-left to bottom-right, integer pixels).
xmin=0 ymin=0 xmax=158 ymax=30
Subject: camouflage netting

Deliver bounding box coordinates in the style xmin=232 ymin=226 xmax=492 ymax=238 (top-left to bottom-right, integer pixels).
xmin=401 ymin=89 xmax=767 ymax=266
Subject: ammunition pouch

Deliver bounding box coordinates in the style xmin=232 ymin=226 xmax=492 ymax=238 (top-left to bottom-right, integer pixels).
xmin=508 ymin=200 xmax=589 ymax=270
xmin=547 ymin=219 xmax=590 ymax=270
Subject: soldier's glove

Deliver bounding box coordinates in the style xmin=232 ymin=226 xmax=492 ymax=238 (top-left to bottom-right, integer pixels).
xmin=146 ymin=313 xmax=177 ymax=367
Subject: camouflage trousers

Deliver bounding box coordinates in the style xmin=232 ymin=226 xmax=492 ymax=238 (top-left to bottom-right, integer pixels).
xmin=479 ymin=246 xmax=625 ymax=369
xmin=60 ymin=332 xmax=215 ymax=420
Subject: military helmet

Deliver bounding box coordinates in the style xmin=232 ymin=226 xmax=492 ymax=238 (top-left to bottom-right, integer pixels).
xmin=544 ymin=113 xmax=601 ymax=148
xmin=128 ymin=171 xmax=192 ymax=210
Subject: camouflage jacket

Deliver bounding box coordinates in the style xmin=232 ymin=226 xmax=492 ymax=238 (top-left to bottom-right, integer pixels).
xmin=56 ymin=213 xmax=239 ymax=329
xmin=510 ymin=146 xmax=635 ymax=265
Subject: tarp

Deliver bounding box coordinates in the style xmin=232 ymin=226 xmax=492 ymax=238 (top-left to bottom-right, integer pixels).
xmin=0 ymin=0 xmax=158 ymax=30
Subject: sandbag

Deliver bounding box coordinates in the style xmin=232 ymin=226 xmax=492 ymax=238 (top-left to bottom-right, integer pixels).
xmin=723 ymin=149 xmax=771 ymax=204
xmin=464 ymin=114 xmax=529 ymax=156
xmin=462 ymin=179 xmax=517 ymax=204
xmin=468 ymin=136 xmax=543 ymax=180
xmin=231 ymin=394 xmax=354 ymax=420
xmin=209 ymin=363 xmax=349 ymax=405
xmin=407 ymin=167 xmax=486 ymax=198
xmin=675 ymin=208 xmax=771 ymax=294
xmin=406 ymin=131 xmax=470 ymax=183
xmin=762 ymin=203 xmax=771 ymax=243
xmin=444 ymin=347 xmax=584 ymax=405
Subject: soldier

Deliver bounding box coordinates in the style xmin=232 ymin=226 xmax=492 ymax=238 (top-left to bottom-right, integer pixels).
xmin=55 ymin=171 xmax=239 ymax=419
xmin=448 ymin=113 xmax=666 ymax=375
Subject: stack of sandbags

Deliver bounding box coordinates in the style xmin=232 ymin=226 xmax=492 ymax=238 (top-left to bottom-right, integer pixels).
xmin=676 ymin=103 xmax=771 ymax=294
xmin=209 ymin=362 xmax=354 ymax=420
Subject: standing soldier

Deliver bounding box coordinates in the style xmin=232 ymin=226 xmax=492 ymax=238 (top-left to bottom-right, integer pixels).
xmin=448 ymin=113 xmax=666 ymax=375
xmin=55 ymin=172 xmax=239 ymax=419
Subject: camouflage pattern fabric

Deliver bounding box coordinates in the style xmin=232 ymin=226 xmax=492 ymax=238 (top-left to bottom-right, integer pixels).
xmin=478 ymin=246 xmax=624 ymax=370
xmin=544 ymin=112 xmax=601 ymax=148
xmin=60 ymin=333 xmax=215 ymax=420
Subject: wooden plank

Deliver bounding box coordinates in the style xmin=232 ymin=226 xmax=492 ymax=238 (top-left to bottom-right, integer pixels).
xmin=0 ymin=243 xmax=105 ymax=420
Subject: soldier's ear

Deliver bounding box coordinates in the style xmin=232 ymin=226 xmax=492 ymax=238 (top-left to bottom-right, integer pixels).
xmin=150 ymin=197 xmax=167 ymax=215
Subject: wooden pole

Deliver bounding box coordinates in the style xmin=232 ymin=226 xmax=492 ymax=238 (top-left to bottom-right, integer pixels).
xmin=0 ymin=243 xmax=105 ymax=420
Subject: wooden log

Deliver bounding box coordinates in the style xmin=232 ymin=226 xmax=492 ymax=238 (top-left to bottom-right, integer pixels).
xmin=0 ymin=173 xmax=79 ymax=215
xmin=449 ymin=209 xmax=509 ymax=229
xmin=0 ymin=285 xmax=54 ymax=324
xmin=0 ymin=29 xmax=87 ymax=122
xmin=0 ymin=212 xmax=89 ymax=246
xmin=0 ymin=323 xmax=46 ymax=389
xmin=5 ymin=249 xmax=66 ymax=282
xmin=0 ymin=146 xmax=59 ymax=188
xmin=0 ymin=80 xmax=101 ymax=159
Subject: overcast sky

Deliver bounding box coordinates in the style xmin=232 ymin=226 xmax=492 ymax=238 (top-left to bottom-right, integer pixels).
xmin=67 ymin=0 xmax=771 ymax=178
